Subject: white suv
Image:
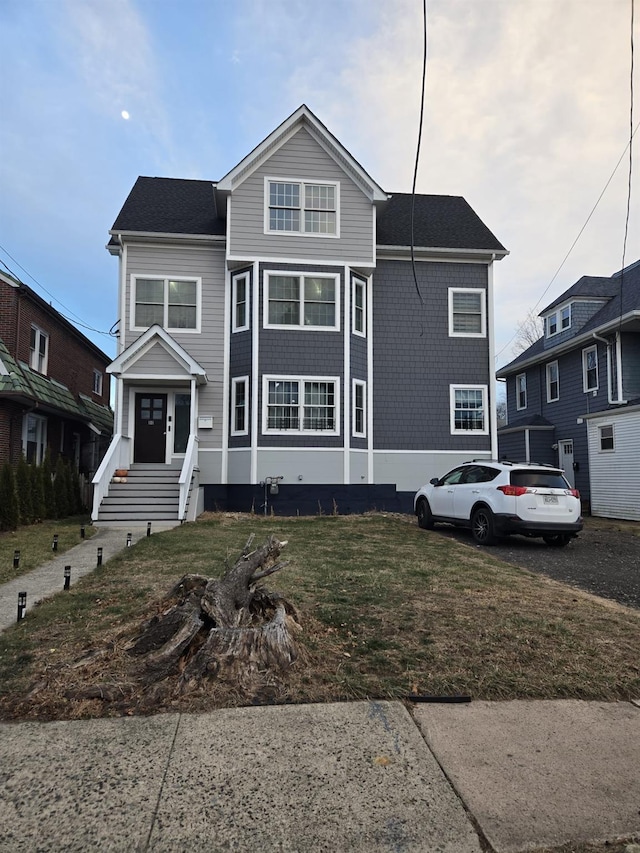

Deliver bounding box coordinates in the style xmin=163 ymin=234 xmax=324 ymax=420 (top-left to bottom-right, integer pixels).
xmin=414 ymin=460 xmax=583 ymax=546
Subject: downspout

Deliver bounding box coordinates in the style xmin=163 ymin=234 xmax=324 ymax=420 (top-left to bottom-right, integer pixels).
xmin=614 ymin=331 xmax=627 ymax=403
xmin=592 ymin=333 xmax=613 ymax=404
xmin=487 ymin=255 xmax=498 ymax=458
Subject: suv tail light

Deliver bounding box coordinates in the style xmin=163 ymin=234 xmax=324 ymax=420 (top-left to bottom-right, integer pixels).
xmin=569 ymin=488 xmax=580 ymax=499
xmin=497 ymin=485 xmax=528 ymax=496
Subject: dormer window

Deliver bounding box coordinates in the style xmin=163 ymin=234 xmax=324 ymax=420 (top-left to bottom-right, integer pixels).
xmin=546 ymin=304 xmax=571 ymax=337
xmin=265 ymin=178 xmax=339 ymax=236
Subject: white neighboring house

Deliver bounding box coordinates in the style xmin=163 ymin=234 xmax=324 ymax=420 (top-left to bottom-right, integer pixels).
xmin=584 ymin=405 xmax=640 ymax=521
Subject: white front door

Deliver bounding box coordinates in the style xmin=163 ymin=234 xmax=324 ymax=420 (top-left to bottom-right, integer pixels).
xmin=558 ymin=439 xmax=575 ymax=487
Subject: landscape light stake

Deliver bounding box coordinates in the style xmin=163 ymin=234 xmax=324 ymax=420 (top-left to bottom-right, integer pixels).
xmin=97 ymin=547 xmax=103 ymax=567
xmin=52 ymin=534 xmax=59 ymax=552
xmin=64 ymin=566 xmax=71 ymax=591
xmin=126 ymin=533 xmax=132 ymax=547
xmin=80 ymin=525 xmax=86 ymax=539
xmin=13 ymin=550 xmax=20 ymax=569
xmin=147 ymin=522 xmax=151 ymax=537
xmin=17 ymin=591 xmax=26 ymax=622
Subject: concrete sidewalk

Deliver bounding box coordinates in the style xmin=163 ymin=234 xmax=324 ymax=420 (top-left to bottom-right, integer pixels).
xmin=0 ymin=525 xmax=177 ymax=633
xmin=0 ymin=699 xmax=638 ymax=852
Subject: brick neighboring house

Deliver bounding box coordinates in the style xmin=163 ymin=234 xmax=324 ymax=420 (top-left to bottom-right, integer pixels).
xmin=497 ymin=259 xmax=640 ymax=519
xmin=0 ymin=269 xmax=113 ymax=475
xmin=93 ymin=105 xmax=507 ymax=523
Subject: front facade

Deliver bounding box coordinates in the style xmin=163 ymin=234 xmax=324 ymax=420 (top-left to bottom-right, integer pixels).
xmin=0 ymin=270 xmax=113 ymax=474
xmin=95 ymin=106 xmax=506 ymax=521
xmin=497 ymin=260 xmax=640 ymax=518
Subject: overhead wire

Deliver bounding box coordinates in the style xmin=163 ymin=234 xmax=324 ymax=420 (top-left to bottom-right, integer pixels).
xmin=410 ymin=0 xmax=428 ymax=317
xmin=618 ymin=0 xmax=635 ymax=334
xmin=0 ymin=243 xmax=115 ymax=338
xmin=494 ymin=119 xmax=640 ymax=363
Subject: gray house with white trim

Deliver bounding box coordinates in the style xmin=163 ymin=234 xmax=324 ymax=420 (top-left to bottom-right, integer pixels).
xmin=93 ymin=105 xmax=506 ymax=522
xmin=497 ymin=259 xmax=640 ymax=518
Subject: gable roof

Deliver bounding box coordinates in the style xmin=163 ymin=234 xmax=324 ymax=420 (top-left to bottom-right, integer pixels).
xmin=377 ymin=193 xmax=506 ymax=253
xmin=107 ymin=325 xmax=207 ymax=383
xmin=217 ymin=104 xmax=388 ymax=202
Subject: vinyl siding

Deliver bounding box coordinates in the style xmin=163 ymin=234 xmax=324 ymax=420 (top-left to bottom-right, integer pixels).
xmin=124 ymin=243 xmax=226 ymax=447
xmin=587 ymin=411 xmax=640 ymax=520
xmin=131 ymin=342 xmax=188 ymax=376
xmin=373 ymin=259 xmax=491 ymax=451
xmin=228 ymin=127 xmax=374 ymax=263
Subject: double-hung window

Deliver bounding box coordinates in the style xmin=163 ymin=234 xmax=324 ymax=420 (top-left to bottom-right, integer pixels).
xmin=448 ymin=289 xmax=486 ymax=337
xmin=561 ymin=305 xmax=571 ymax=330
xmin=352 ymin=379 xmax=366 ymax=437
xmin=546 ymin=313 xmax=558 ymax=336
xmin=546 ymin=361 xmax=559 ymax=402
xmin=23 ymin=413 xmax=47 ymax=464
xmin=264 ymin=273 xmax=339 ymax=330
xmin=266 ymin=178 xmax=338 ymax=236
xmin=599 ymin=424 xmax=614 ymax=451
xmin=582 ymin=346 xmax=598 ymax=392
xmin=93 ymin=369 xmax=103 ymax=396
xmin=450 ymin=385 xmax=488 ymax=434
xmin=232 ymin=272 xmax=249 ymax=333
xmin=29 ymin=326 xmax=48 ymax=373
xmin=516 ymin=373 xmax=527 ymax=410
xmin=231 ymin=377 xmax=249 ymax=436
xmin=263 ymin=376 xmax=339 ymax=435
xmin=352 ymin=277 xmax=366 ymax=336
xmin=132 ymin=276 xmax=200 ymax=331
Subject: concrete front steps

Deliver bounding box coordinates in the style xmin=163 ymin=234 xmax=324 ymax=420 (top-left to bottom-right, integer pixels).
xmin=95 ymin=463 xmax=186 ymax=525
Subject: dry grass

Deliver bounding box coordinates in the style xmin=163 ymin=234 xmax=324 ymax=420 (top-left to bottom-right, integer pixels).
xmin=0 ymin=513 xmax=638 ymax=722
xmin=0 ymin=517 xmax=95 ymax=584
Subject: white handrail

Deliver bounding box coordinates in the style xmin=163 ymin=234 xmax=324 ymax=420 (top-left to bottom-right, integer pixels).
xmin=179 ymin=434 xmax=199 ymax=521
xmin=91 ymin=434 xmax=131 ymax=521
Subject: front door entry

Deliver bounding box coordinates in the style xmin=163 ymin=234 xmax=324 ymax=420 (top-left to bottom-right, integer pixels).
xmin=558 ymin=439 xmax=575 ymax=488
xmin=134 ymin=394 xmax=167 ymax=463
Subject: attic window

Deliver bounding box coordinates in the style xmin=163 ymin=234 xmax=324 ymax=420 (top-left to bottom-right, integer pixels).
xmin=265 ymin=178 xmax=339 ymax=237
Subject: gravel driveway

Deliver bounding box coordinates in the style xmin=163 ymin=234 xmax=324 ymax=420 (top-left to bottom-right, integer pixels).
xmin=433 ymin=519 xmax=640 ymax=610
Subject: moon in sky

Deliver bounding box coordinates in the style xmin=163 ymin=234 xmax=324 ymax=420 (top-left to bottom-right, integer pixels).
xmin=121 ymin=110 xmax=130 ymax=120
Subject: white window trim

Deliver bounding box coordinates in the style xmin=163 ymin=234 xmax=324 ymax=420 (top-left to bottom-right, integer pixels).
xmin=545 ymin=303 xmax=571 ymax=338
xmin=232 ymin=271 xmax=250 ymax=333
xmin=231 ymin=376 xmax=249 ymax=436
xmin=262 ymin=374 xmax=340 ymax=436
xmin=130 ymin=275 xmax=202 ymax=333
xmin=516 ymin=373 xmax=527 ymax=410
xmin=263 ymin=271 xmax=341 ymax=332
xmin=582 ymin=345 xmax=598 ymax=393
xmin=598 ymin=423 xmax=615 ymax=452
xmin=29 ymin=325 xmax=49 ymax=374
xmin=560 ymin=304 xmax=572 ymax=330
xmin=448 ymin=288 xmax=486 ymax=338
xmin=546 ymin=360 xmax=559 ymax=402
xmin=546 ymin=312 xmax=558 ymax=337
xmin=352 ymin=379 xmax=366 ymax=438
xmin=93 ymin=369 xmax=103 ymax=396
xmin=352 ymin=276 xmax=367 ymax=337
xmin=264 ymin=176 xmax=340 ymax=238
xmin=22 ymin=412 xmax=47 ymax=465
xmin=449 ymin=384 xmax=489 ymax=435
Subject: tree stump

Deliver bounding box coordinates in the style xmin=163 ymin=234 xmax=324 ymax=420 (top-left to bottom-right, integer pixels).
xmin=128 ymin=534 xmax=301 ymax=698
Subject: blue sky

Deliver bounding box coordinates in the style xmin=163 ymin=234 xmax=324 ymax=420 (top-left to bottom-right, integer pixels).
xmin=1 ymin=0 xmax=638 ymax=366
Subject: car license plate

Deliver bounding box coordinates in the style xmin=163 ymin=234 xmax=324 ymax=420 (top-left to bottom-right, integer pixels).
xmin=543 ymin=495 xmax=558 ymax=505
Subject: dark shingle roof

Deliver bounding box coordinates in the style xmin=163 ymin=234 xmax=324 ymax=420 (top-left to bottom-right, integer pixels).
xmin=111 ymin=179 xmax=506 ymax=252
xmin=498 ymin=260 xmax=640 ymax=376
xmin=111 ymin=177 xmax=225 ymax=236
xmin=498 ymin=414 xmax=554 ymax=431
xmin=376 ymin=193 xmax=506 ymax=252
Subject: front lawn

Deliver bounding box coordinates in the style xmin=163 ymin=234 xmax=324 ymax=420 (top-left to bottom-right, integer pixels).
xmin=0 ymin=513 xmax=638 ymax=721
